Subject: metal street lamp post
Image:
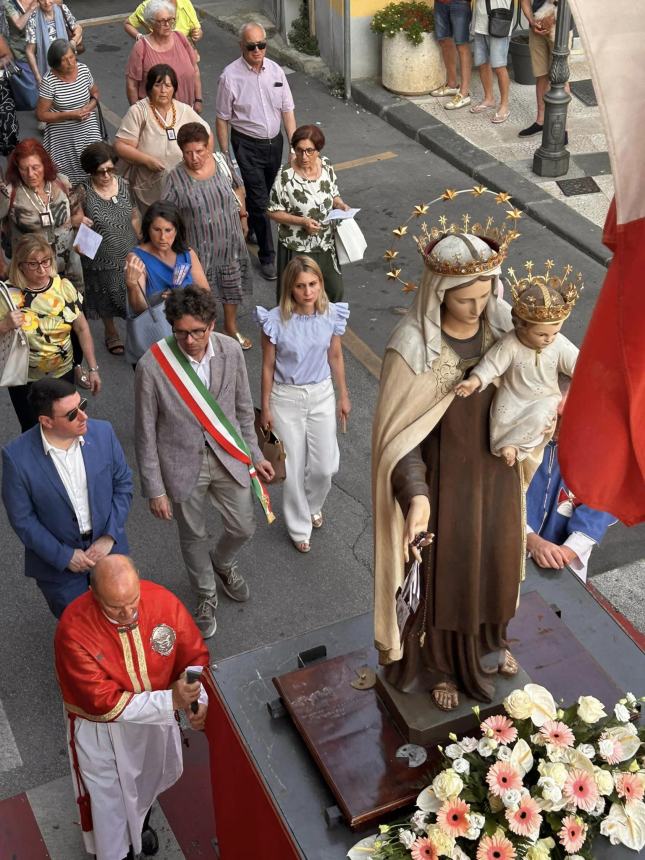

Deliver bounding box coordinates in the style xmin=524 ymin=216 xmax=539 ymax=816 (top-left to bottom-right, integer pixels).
xmin=533 ymin=0 xmax=572 ymax=177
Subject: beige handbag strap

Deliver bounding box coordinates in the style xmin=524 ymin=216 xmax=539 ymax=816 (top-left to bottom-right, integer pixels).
xmin=0 ymin=281 xmax=28 ymax=346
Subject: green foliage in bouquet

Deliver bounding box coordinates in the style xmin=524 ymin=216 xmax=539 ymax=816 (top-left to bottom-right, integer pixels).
xmin=370 ymin=1 xmax=435 ymax=47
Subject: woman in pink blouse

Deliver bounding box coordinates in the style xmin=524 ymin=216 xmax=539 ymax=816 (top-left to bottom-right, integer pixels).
xmin=125 ymin=0 xmax=202 ymax=111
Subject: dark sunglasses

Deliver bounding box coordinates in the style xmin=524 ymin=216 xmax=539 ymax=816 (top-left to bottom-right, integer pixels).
xmin=62 ymin=398 xmax=88 ymax=422
xmin=245 ymin=41 xmax=266 ymax=51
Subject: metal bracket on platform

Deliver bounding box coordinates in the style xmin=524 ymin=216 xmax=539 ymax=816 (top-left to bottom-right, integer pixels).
xmin=297 ymin=644 xmax=327 ymax=667
xmin=324 ymin=804 xmax=343 ymax=828
xmin=549 ymin=603 xmax=562 ymax=618
xmin=267 ymin=697 xmax=287 ymax=719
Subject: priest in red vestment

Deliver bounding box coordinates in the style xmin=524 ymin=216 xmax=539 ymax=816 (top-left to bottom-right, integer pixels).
xmin=54 ymin=555 xmax=210 ymax=860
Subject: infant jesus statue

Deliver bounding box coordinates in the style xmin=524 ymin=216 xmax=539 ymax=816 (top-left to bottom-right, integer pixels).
xmin=454 ymin=261 xmax=582 ymax=467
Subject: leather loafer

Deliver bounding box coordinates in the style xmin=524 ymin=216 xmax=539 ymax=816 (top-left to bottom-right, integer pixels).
xmin=260 ymin=262 xmax=277 ymax=280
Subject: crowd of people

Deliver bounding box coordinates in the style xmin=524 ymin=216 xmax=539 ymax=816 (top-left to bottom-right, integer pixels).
xmin=432 ymin=0 xmax=565 ymax=134
xmin=0 ymin=4 xmax=615 ymax=859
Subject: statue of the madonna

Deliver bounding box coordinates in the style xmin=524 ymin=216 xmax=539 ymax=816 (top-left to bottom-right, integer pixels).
xmin=372 ymin=224 xmax=528 ymax=712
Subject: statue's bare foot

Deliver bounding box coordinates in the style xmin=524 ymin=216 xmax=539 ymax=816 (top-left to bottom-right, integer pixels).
xmin=499 ymin=650 xmax=519 ymax=676
xmin=432 ymin=681 xmax=459 ymax=711
xmin=500 ymin=446 xmax=517 ymax=467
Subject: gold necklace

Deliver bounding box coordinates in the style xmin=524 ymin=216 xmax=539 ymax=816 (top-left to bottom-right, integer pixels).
xmin=149 ymin=99 xmax=176 ymax=131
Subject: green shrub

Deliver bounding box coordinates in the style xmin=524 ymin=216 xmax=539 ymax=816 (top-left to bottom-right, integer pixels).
xmin=289 ymin=1 xmax=320 ymax=56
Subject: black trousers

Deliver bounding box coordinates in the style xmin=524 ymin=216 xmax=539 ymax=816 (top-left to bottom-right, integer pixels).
xmin=231 ymin=129 xmax=284 ymax=264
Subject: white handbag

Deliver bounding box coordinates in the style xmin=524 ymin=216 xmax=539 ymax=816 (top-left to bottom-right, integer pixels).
xmin=0 ymin=281 xmax=30 ymax=387
xmin=334 ymin=217 xmax=367 ymax=265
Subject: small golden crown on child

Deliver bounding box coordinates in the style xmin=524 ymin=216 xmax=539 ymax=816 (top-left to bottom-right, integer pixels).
xmin=385 ymin=187 xmax=522 ymax=290
xmin=508 ymin=260 xmax=583 ymax=323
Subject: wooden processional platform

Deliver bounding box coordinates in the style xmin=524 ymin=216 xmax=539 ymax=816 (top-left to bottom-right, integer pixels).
xmin=207 ymin=568 xmax=643 ymax=860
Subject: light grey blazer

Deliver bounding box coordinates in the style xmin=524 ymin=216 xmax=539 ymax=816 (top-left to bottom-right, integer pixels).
xmin=134 ymin=334 xmax=263 ymax=502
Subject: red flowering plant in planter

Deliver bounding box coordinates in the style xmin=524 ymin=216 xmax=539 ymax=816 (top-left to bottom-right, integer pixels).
xmin=370 ymin=1 xmax=435 ymax=46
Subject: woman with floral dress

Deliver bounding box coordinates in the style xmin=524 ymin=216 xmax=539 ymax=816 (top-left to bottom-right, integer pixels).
xmin=268 ymin=124 xmax=352 ymax=303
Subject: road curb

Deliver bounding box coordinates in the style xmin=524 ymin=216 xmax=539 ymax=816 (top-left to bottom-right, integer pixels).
xmin=352 ymin=80 xmax=612 ymax=268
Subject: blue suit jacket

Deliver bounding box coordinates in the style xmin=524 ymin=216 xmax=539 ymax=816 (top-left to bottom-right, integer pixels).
xmin=527 ymin=440 xmax=616 ymax=545
xmin=1 ymin=419 xmax=133 ymax=583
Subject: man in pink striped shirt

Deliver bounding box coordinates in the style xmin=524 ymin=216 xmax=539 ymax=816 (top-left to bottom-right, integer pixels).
xmin=215 ymin=22 xmax=296 ymax=281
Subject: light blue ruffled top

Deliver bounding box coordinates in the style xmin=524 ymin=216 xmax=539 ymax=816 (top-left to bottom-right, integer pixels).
xmin=255 ymin=303 xmax=350 ymax=385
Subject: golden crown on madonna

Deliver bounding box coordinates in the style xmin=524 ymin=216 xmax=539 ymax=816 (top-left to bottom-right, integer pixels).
xmin=508 ymin=260 xmax=583 ymax=324
xmin=384 ymin=187 xmax=523 ymax=290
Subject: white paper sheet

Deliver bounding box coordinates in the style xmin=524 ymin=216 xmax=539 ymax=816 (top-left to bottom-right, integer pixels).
xmin=74 ymin=223 xmax=103 ymax=260
xmin=322 ymin=207 xmax=361 ymax=224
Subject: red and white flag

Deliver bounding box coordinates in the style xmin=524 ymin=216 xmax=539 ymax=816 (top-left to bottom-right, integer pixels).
xmin=559 ymin=0 xmax=645 ymax=525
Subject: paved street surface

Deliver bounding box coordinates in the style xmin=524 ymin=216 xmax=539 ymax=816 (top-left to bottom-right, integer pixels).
xmin=1 ymin=5 xmax=643 ymax=857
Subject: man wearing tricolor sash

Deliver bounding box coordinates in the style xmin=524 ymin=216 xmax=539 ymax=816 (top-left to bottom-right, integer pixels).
xmin=135 ymin=287 xmax=275 ymax=638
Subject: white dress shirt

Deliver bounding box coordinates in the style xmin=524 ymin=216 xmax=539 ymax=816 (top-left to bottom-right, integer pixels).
xmin=41 ymin=428 xmax=93 ymax=533
xmin=179 ymin=337 xmax=214 ymax=388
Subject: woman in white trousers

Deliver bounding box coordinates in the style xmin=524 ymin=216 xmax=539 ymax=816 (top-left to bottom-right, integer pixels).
xmin=257 ymin=255 xmax=351 ymax=553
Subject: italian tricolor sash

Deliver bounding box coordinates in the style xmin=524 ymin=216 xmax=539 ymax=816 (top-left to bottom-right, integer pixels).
xmin=151 ymin=336 xmax=275 ymax=523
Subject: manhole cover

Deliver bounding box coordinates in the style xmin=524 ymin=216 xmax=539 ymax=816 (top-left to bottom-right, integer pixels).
xmin=556 ymin=176 xmax=601 ymax=197
xmin=570 ymin=79 xmax=597 ymax=107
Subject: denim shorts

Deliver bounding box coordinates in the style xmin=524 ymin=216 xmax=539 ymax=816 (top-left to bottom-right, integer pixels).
xmin=434 ymin=0 xmax=472 ymax=45
xmin=473 ymin=32 xmax=511 ymax=68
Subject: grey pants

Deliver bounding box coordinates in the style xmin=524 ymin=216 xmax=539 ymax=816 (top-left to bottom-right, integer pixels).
xmin=173 ymin=448 xmax=256 ymax=598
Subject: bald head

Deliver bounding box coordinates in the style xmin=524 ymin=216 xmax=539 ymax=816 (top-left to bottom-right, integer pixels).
xmin=91 ymin=555 xmax=141 ymax=624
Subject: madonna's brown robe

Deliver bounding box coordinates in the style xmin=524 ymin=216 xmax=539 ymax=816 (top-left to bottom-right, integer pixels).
xmin=385 ymin=326 xmax=523 ymax=702
xmin=375 ymin=337 xmax=552 ymax=701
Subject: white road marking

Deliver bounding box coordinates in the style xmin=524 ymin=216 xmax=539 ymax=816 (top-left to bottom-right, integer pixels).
xmin=27 ymin=776 xmax=185 ymax=860
xmin=0 ymin=697 xmax=22 ymax=771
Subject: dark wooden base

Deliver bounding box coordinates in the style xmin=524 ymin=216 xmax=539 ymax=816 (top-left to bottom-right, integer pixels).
xmin=272 ymin=591 xmax=625 ymax=831
xmin=375 ymin=664 xmax=532 ymax=746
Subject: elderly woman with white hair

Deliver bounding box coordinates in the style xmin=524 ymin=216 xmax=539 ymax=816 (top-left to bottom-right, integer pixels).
xmin=125 ymin=0 xmax=202 ymax=110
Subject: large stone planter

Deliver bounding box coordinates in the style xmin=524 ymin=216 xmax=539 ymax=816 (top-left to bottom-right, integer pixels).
xmin=381 ymin=31 xmax=444 ymax=96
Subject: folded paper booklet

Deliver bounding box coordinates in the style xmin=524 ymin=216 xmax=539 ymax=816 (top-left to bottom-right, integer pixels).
xmin=322 ymin=207 xmax=361 ymax=224
xmin=74 ymin=223 xmax=103 ymax=260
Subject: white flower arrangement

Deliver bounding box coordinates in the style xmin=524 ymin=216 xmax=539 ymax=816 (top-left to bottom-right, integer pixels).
xmin=349 ymin=686 xmax=644 ymax=860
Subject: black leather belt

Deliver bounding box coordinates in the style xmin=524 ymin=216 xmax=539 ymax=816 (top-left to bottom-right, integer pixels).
xmin=80 ymin=530 xmax=93 ymax=541
xmin=231 ymin=128 xmax=281 ymax=143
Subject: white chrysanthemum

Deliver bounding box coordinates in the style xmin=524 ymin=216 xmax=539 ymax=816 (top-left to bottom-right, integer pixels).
xmin=452 ymin=757 xmax=470 ymax=775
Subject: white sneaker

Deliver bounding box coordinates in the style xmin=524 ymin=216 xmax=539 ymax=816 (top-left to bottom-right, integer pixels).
xmin=430 ymin=83 xmax=460 ymax=97
xmin=445 ymin=93 xmax=472 ymax=111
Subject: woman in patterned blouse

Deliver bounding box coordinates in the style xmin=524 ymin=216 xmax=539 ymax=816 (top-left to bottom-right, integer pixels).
xmin=268 ymin=125 xmax=353 ymax=303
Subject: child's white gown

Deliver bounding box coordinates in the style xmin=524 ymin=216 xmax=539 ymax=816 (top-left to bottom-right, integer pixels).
xmin=470 ymin=330 xmax=579 ymax=459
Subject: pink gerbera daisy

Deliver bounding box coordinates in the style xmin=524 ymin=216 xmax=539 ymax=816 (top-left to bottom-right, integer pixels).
xmin=476 ymin=832 xmax=517 ymax=860
xmin=558 ymin=815 xmax=587 ymax=854
xmin=539 ymin=719 xmax=575 ymax=748
xmin=486 ymin=761 xmax=523 ymax=797
xmin=481 ymin=715 xmax=518 ymax=745
xmin=506 ymin=795 xmax=543 ymax=837
xmin=615 ymin=772 xmax=645 ymax=802
xmin=411 ymin=837 xmax=439 ymax=860
xmin=437 ymin=798 xmax=471 ymax=837
xmin=563 ymin=769 xmax=599 ymax=812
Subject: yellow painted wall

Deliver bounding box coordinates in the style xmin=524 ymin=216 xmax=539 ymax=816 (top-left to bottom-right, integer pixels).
xmin=328 ymin=0 xmax=434 ymax=20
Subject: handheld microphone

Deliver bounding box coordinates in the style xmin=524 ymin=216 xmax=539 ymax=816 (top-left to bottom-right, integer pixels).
xmin=186 ymin=667 xmax=203 ymax=714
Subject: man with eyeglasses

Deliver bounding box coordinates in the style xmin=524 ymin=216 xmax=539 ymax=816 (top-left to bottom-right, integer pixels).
xmin=135 ymin=287 xmax=274 ymax=638
xmin=1 ymin=377 xmax=133 ymax=617
xmin=215 ymin=21 xmax=296 ymax=281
